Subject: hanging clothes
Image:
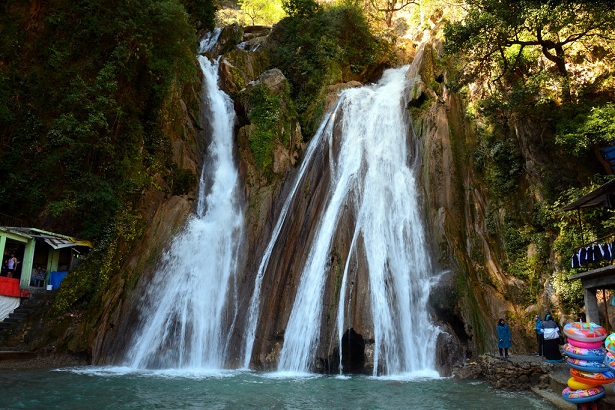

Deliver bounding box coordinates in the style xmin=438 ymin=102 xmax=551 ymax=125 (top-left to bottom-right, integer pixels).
xmin=601 ymin=243 xmax=611 ymax=261
xmin=593 ymin=244 xmax=603 ymax=262
xmin=586 ymin=246 xmax=594 ymax=264
xmin=572 ymin=253 xmax=580 ymax=269
xmin=579 ymin=248 xmax=587 ymax=266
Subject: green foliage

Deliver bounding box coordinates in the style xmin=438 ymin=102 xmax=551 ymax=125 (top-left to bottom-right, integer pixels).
xmin=270 ymin=3 xmax=382 ymax=136
xmin=472 ymin=102 xmax=525 ymax=201
xmin=282 ymin=0 xmax=321 ymax=18
xmin=555 ymin=103 xmax=615 ymax=156
xmin=443 ymin=0 xmax=615 ymax=99
xmin=552 ymin=178 xmax=615 ymax=255
xmin=0 ymin=0 xmax=212 ymax=241
xmin=51 ymin=208 xmax=144 ymax=316
xmin=171 ymin=166 xmax=196 ymax=196
xmin=179 ymin=0 xmax=216 ymax=30
xmin=239 ymin=0 xmax=286 ymax=25
xmin=551 ymin=270 xmax=584 ymax=313
xmin=246 ymin=82 xmax=296 ymax=178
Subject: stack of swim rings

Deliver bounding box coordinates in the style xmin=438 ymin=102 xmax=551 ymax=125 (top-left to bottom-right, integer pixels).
xmin=562 ymin=322 xmax=611 ymax=405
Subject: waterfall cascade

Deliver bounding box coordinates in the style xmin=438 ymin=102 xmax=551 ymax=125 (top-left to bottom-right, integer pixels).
xmin=245 ymin=66 xmax=439 ymax=375
xmin=125 ymin=29 xmax=437 ymax=374
xmin=125 ymin=54 xmax=243 ymax=369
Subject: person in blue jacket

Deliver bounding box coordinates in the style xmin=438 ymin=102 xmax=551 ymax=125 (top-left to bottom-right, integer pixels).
xmin=496 ymin=318 xmax=512 ymax=359
xmin=535 ymin=314 xmax=544 ymax=357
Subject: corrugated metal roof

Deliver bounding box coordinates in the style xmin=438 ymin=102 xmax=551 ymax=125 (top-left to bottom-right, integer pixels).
xmin=0 ymin=227 xmax=92 ymax=248
xmin=44 ymin=237 xmax=80 ymax=249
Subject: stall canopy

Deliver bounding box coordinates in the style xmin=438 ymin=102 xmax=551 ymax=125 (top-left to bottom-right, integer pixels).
xmin=1 ymin=226 xmax=92 ymax=289
xmin=1 ymin=227 xmax=93 ymax=249
xmin=562 ymin=179 xmax=615 ymax=211
xmin=562 ymin=178 xmax=615 ymax=326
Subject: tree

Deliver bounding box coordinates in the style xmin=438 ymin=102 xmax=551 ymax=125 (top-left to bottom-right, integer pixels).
xmin=368 ymin=0 xmax=419 ymax=28
xmin=239 ymin=0 xmax=286 ymax=26
xmin=179 ymin=0 xmax=217 ymax=31
xmin=282 ymin=0 xmax=321 ymax=18
xmin=444 ymin=0 xmax=615 ymax=100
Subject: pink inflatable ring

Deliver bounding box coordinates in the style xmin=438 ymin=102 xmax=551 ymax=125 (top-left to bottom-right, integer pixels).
xmin=568 ymin=338 xmax=603 ymax=349
xmin=562 ymin=385 xmax=605 ymax=404
xmin=604 ymin=333 xmax=615 ymax=354
xmin=563 ymin=322 xmax=607 ymax=342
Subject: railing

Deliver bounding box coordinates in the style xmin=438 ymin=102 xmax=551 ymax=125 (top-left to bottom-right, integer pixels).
xmin=0 ymin=213 xmax=24 ymax=228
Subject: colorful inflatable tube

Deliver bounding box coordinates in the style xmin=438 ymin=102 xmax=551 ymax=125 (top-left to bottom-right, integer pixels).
xmin=562 ymin=385 xmax=605 ymax=404
xmin=567 ymin=377 xmax=594 ymax=391
xmin=605 ymin=333 xmax=615 ymax=354
xmin=566 ymin=357 xmax=610 ymax=373
xmin=605 ymin=351 xmax=615 ymax=372
xmin=568 ymin=338 xmax=604 ymax=349
xmin=570 ymin=368 xmax=615 ymax=386
xmin=563 ymin=343 xmax=607 ymax=361
xmin=563 ymin=322 xmax=607 ymax=342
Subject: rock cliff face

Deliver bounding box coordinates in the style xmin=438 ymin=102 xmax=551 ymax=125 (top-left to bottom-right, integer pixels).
xmin=90 ymin=25 xmax=522 ymax=374
xmin=407 ymin=41 xmax=536 ymax=362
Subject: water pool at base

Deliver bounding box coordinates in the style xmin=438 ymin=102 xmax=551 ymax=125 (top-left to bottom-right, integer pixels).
xmin=0 ymin=367 xmax=555 ymax=409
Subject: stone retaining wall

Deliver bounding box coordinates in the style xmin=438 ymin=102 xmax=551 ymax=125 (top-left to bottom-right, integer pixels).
xmin=453 ymin=354 xmax=552 ymax=390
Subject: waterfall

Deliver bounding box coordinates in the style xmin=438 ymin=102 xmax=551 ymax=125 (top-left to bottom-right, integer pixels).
xmin=241 ymin=111 xmax=339 ymax=368
xmin=125 ymin=55 xmax=243 ymax=369
xmin=274 ymin=66 xmax=438 ymax=375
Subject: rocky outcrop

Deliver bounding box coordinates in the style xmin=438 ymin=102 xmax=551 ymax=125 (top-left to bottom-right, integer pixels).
xmin=454 ymin=355 xmax=552 ymax=390
xmin=407 ymin=40 xmax=537 ymax=363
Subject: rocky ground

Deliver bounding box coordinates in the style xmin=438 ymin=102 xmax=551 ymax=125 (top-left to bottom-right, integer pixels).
xmin=454 ymin=353 xmax=615 ymax=409
xmin=0 ymin=351 xmax=87 ymax=369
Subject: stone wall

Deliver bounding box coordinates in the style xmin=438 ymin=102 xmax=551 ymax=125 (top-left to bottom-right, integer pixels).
xmin=454 ymin=355 xmax=552 ymax=390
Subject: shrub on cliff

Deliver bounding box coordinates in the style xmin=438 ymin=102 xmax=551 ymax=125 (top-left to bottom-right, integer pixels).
xmin=268 ymin=3 xmax=384 ymax=136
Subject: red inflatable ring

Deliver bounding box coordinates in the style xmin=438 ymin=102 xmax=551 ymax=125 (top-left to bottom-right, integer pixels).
xmin=569 ymin=368 xmax=615 ymax=386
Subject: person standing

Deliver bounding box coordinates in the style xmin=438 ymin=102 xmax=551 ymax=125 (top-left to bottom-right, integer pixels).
xmin=542 ymin=313 xmax=564 ymax=362
xmin=496 ymin=318 xmax=512 ymax=359
xmin=535 ymin=314 xmax=544 ymax=357
xmin=6 ymin=254 xmax=17 ymax=278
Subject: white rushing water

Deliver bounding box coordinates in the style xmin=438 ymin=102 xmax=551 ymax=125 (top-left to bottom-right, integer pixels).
xmin=241 ymin=111 xmax=340 ymax=369
xmin=274 ymin=66 xmax=438 ymax=375
xmin=126 ymin=55 xmax=243 ymax=369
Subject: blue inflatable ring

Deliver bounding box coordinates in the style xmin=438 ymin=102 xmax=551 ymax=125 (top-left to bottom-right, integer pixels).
xmin=566 ymin=357 xmax=609 ymax=373
xmin=563 ymin=343 xmax=607 ymax=361
xmin=562 ymin=385 xmax=605 ymax=404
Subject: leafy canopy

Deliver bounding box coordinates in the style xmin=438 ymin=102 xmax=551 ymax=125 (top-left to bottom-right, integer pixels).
xmin=239 ymin=0 xmax=286 ymax=25
xmin=556 ymin=103 xmax=615 ymax=156
xmin=0 ymin=0 xmax=215 ymax=239
xmin=444 ymin=0 xmax=615 ymax=88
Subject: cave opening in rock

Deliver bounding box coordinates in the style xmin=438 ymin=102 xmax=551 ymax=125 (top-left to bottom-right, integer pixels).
xmin=341 ymin=328 xmax=365 ymax=374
